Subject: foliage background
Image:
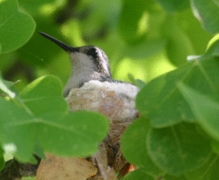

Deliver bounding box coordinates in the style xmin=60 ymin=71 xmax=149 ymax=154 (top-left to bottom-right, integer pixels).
xmin=1 ymin=0 xmax=219 ymax=180
xmin=1 ymin=0 xmax=213 ymax=90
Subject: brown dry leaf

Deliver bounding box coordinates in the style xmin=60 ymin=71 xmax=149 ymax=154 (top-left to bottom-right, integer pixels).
xmin=36 ymin=153 xmax=97 ymax=180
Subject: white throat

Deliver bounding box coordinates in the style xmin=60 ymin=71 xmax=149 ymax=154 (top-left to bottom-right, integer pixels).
xmin=63 ymin=52 xmax=101 ymax=96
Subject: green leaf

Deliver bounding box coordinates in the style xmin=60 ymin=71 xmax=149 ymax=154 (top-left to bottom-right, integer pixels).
xmin=0 ymin=98 xmax=35 ymax=161
xmin=128 ymin=74 xmax=146 ymax=89
xmin=22 ymin=177 xmax=36 ymax=180
xmin=191 ymin=0 xmax=219 ymax=33
xmin=17 ymin=18 xmax=63 ymax=66
xmin=20 ymin=75 xmax=68 ymax=116
xmin=135 ymin=79 xmax=146 ymax=89
xmin=205 ymin=34 xmax=219 ymax=57
xmin=121 ymin=118 xmax=164 ymax=178
xmin=0 ymin=0 xmax=35 ymax=53
xmin=147 ymin=123 xmax=211 ymax=175
xmin=185 ymin=153 xmax=219 ymax=180
xmin=38 ymin=111 xmax=109 ymax=156
xmin=211 ymin=140 xmax=219 ymax=155
xmin=124 ymin=169 xmax=154 ymax=180
xmin=19 ymin=0 xmax=57 ymax=16
xmin=33 ymin=143 xmax=45 ymax=159
xmin=162 ymin=16 xmax=195 ymax=66
xmin=118 ymin=0 xmax=147 ymax=44
xmin=0 ymin=74 xmax=109 ymax=161
xmin=164 ymin=174 xmax=188 ymax=180
xmin=157 ymin=0 xmax=190 ymax=12
xmin=0 ymin=146 xmax=4 ymax=171
xmin=0 ymin=98 xmax=108 ymax=161
xmin=124 ymin=39 xmax=166 ymax=59
xmin=136 ymin=57 xmax=219 ymax=128
xmin=0 ymin=73 xmax=16 ymax=98
xmin=178 ymin=83 xmax=219 ymax=141
xmin=176 ymin=9 xmax=213 ymax=55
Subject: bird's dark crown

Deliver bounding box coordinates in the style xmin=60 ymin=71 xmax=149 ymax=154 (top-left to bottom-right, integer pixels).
xmin=76 ymin=45 xmax=112 ymax=77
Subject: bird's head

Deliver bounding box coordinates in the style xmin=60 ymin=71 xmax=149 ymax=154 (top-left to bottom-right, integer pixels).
xmin=39 ymin=32 xmax=111 ymax=77
xmin=39 ymin=32 xmax=113 ymax=96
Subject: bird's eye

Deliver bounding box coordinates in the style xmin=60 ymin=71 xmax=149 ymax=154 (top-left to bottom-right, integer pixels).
xmin=87 ymin=47 xmax=98 ymax=59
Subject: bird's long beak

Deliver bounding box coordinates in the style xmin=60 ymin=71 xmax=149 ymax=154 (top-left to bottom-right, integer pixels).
xmin=39 ymin=32 xmax=78 ymax=53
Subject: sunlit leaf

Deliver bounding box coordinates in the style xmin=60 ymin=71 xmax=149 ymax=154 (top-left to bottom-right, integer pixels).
xmin=0 ymin=0 xmax=35 ymax=53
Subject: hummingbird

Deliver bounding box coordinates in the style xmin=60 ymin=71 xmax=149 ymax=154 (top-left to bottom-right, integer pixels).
xmin=39 ymin=32 xmax=139 ymax=180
